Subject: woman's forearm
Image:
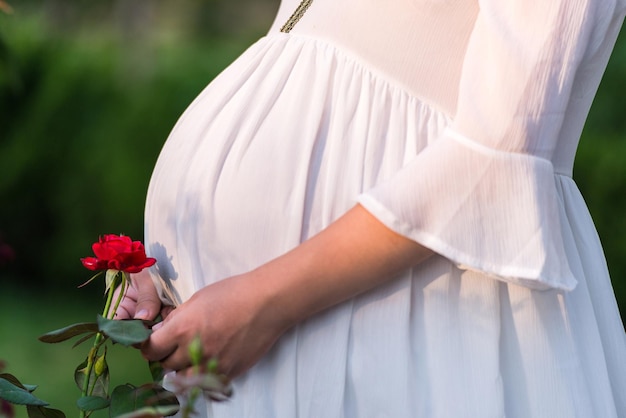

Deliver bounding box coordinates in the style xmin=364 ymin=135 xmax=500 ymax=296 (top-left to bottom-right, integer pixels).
xmin=139 ymin=204 xmax=433 ymax=374
xmin=249 ymin=204 xmax=434 ymax=329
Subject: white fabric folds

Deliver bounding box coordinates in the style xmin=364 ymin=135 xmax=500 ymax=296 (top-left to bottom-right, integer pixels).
xmin=359 ymin=129 xmax=576 ymax=290
xmin=144 ymin=0 xmax=626 ymax=416
xmin=357 ymin=0 xmax=625 ymax=291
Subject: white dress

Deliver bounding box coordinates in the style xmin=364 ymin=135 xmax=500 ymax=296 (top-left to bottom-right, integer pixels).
xmin=144 ymin=0 xmax=626 ymax=416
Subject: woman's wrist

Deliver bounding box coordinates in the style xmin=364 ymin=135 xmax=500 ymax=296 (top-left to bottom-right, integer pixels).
xmin=225 ymin=268 xmax=300 ymax=341
xmin=245 ymin=205 xmax=433 ymax=331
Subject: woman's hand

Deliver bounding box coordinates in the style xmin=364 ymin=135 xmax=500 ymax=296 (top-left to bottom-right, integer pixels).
xmin=138 ymin=205 xmax=432 ymax=379
xmin=140 ymin=273 xmax=287 ymax=378
xmin=113 ymin=269 xmax=172 ymax=321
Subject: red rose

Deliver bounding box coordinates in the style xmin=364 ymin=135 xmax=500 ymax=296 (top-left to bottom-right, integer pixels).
xmin=81 ymin=234 xmax=156 ymax=273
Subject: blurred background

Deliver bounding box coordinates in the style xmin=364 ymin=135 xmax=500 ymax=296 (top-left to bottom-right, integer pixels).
xmin=0 ymin=1 xmax=279 ymax=416
xmin=0 ymin=1 xmax=625 ymax=417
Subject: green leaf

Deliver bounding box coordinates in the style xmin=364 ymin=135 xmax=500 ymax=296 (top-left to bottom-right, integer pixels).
xmin=74 ymin=358 xmax=88 ymax=393
xmin=109 ymin=384 xmax=179 ymax=418
xmin=148 ymin=362 xmax=165 ymax=383
xmin=0 ymin=378 xmax=48 ymax=406
xmin=97 ymin=316 xmax=151 ymax=347
xmin=113 ymin=404 xmax=180 ymax=418
xmin=76 ymin=396 xmax=109 ymax=412
xmin=74 ymin=355 xmax=109 ymax=398
xmin=105 ymin=270 xmax=121 ymax=294
xmin=124 ymin=272 xmax=134 ymax=288
xmin=77 ymin=271 xmax=104 ymax=289
xmin=0 ymin=374 xmax=25 ymax=389
xmin=187 ymin=336 xmax=203 ymax=367
xmin=26 ymin=405 xmax=66 ymax=418
xmin=0 ymin=374 xmax=38 ymax=396
xmin=206 ymin=357 xmax=219 ymax=374
xmin=38 ymin=323 xmax=99 ymax=344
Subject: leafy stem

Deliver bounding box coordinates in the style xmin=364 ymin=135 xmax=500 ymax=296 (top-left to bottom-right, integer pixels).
xmin=14 ymin=235 xmax=172 ymax=418
xmin=78 ymin=271 xmax=124 ymax=418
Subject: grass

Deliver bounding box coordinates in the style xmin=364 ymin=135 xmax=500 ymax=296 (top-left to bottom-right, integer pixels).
xmin=0 ymin=284 xmax=152 ymax=418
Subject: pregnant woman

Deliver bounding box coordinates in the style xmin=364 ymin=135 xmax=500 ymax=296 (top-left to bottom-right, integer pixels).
xmin=119 ymin=0 xmax=626 ymax=416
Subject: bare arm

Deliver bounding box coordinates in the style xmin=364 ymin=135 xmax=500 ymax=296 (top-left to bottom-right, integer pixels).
xmin=253 ymin=203 xmax=432 ymax=327
xmin=139 ymin=204 xmax=432 ymax=377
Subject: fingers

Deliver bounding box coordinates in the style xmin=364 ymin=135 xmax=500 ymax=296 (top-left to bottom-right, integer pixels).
xmin=160 ymin=349 xmax=191 ymax=372
xmin=161 ymin=305 xmax=175 ymax=319
xmin=141 ymin=321 xmax=184 ymax=369
xmin=111 ymin=284 xmax=138 ymax=319
xmin=112 ymin=270 xmax=163 ymax=320
xmin=131 ymin=270 xmax=162 ymax=320
xmin=114 ymin=304 xmax=134 ymax=320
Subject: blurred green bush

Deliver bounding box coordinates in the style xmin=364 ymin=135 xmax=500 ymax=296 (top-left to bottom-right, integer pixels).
xmin=0 ymin=7 xmax=625 ymax=325
xmin=0 ymin=10 xmax=260 ymax=286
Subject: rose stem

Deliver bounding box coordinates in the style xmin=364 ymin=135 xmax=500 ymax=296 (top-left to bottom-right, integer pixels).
xmin=78 ymin=271 xmax=120 ymax=418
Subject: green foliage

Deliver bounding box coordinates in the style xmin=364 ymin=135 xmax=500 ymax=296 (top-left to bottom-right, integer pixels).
xmin=0 ymin=12 xmax=254 ymax=286
xmin=583 ymin=30 xmax=626 ymax=136
xmin=0 ymin=367 xmax=65 ymax=418
xmin=95 ymin=316 xmax=152 ymax=347
xmin=74 ymin=397 xmax=107 ymax=413
xmin=109 ymin=384 xmax=179 ymax=418
xmin=24 ymin=406 xmax=65 ymax=418
xmin=38 ymin=323 xmax=99 ymax=345
xmin=2 ymin=288 xmax=179 ymax=418
xmin=0 ymin=288 xmax=152 ymax=418
xmin=0 ymin=377 xmax=48 ymax=407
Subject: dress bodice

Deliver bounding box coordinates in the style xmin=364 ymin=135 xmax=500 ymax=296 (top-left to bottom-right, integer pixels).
xmin=270 ymin=0 xmax=478 ymax=114
xmin=269 ymin=0 xmax=626 ymax=176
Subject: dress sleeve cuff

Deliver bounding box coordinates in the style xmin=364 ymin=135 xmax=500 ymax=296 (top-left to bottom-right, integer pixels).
xmin=357 ymin=129 xmax=577 ymax=291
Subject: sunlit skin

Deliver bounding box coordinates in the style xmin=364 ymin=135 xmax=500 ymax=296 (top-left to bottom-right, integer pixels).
xmin=116 ymin=204 xmax=433 ymax=378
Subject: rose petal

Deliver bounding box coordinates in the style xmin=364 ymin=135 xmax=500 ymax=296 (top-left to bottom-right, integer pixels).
xmin=81 ymin=257 xmax=107 ymax=271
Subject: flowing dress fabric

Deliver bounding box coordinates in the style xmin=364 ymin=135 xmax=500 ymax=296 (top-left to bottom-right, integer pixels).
xmin=144 ymin=0 xmax=626 ymax=416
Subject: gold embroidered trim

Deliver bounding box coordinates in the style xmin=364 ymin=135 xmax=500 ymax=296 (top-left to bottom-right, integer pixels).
xmin=280 ymin=0 xmax=314 ymax=33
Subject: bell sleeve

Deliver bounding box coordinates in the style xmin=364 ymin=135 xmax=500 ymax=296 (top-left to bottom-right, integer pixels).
xmin=357 ymin=0 xmax=622 ymax=290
